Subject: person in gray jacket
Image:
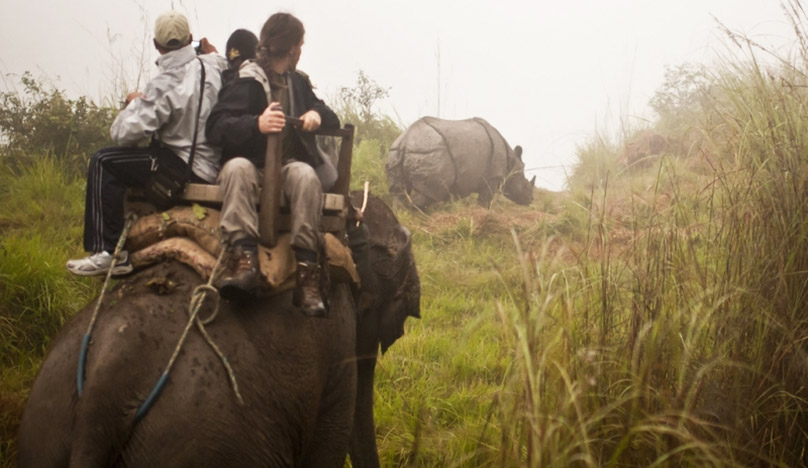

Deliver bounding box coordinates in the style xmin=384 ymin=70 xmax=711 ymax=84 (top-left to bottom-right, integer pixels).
xmin=67 ymin=11 xmax=227 ymax=276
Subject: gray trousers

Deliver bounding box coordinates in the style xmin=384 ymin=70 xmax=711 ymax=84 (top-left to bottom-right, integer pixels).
xmin=218 ymin=157 xmax=323 ymax=252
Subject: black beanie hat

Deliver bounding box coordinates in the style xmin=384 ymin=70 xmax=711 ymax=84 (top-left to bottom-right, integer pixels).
xmin=226 ymin=29 xmax=258 ymax=64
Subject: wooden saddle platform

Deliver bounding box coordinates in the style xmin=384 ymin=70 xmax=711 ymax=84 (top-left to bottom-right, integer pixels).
xmin=124 ymin=125 xmax=358 ymax=291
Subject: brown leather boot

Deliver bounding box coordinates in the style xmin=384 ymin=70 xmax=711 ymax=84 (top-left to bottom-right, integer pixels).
xmin=293 ymin=261 xmax=327 ymax=317
xmin=218 ymin=246 xmax=261 ymax=302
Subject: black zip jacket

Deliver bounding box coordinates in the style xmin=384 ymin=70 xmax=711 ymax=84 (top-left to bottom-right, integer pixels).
xmin=205 ymin=69 xmax=340 ymax=169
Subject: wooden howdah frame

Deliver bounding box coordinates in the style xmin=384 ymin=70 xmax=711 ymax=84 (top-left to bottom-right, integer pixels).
xmin=128 ymin=124 xmax=355 ymax=247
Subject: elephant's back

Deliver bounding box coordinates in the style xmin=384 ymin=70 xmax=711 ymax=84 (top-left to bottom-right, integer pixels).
xmin=19 ymin=260 xmax=357 ymax=468
xmin=124 ymin=264 xmax=355 ymax=465
xmin=121 ymin=279 xmax=357 ymax=466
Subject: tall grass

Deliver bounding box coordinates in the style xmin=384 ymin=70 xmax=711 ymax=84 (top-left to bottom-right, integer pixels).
xmin=350 ymin=137 xmax=391 ymax=200
xmin=489 ymin=5 xmax=808 ymax=465
xmin=0 ymin=154 xmax=98 ymax=466
xmin=0 ymin=155 xmax=98 ymax=362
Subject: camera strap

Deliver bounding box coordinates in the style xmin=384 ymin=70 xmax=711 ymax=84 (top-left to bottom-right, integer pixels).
xmin=186 ymin=57 xmax=206 ymax=181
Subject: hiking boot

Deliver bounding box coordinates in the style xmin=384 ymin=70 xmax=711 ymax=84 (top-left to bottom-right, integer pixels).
xmin=66 ymin=251 xmax=133 ymax=277
xmin=293 ymin=261 xmax=327 ymax=317
xmin=219 ymin=246 xmax=261 ymax=302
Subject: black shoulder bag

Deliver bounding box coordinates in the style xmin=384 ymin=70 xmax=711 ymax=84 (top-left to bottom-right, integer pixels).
xmin=144 ymin=58 xmax=206 ymax=211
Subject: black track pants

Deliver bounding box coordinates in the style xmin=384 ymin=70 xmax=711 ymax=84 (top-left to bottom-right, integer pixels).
xmin=82 ymin=146 xmax=201 ymax=253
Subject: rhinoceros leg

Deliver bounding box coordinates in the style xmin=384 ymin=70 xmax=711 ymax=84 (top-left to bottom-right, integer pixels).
xmin=408 ymin=190 xmax=434 ymax=210
xmin=477 ymin=185 xmax=495 ymax=207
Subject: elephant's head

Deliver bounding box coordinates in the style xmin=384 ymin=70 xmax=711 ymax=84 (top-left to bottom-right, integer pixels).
xmin=350 ymin=191 xmax=421 ymax=353
xmin=502 ymin=145 xmax=536 ymax=206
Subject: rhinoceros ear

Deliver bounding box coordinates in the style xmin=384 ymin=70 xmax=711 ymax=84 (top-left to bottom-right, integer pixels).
xmin=515 ymin=146 xmax=523 ymax=160
xmin=530 ymin=175 xmax=536 ymax=186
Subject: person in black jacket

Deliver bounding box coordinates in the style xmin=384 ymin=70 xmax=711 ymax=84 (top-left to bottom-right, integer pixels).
xmin=222 ymin=29 xmax=257 ymax=86
xmin=206 ymin=13 xmax=339 ymax=315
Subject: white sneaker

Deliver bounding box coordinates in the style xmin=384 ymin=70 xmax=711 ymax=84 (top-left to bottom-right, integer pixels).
xmin=66 ymin=251 xmax=133 ymax=277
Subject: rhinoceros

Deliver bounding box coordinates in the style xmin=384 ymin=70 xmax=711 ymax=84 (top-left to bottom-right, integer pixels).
xmin=386 ymin=117 xmax=536 ymax=208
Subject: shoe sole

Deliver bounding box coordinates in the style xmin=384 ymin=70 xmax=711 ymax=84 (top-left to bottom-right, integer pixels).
xmin=66 ymin=264 xmax=134 ymax=277
xmin=110 ymin=264 xmax=134 ymax=277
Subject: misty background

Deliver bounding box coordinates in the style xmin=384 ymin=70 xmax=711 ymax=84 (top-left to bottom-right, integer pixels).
xmin=0 ymin=0 xmax=795 ymax=190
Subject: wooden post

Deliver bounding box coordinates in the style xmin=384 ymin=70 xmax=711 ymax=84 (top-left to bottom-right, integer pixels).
xmin=259 ymin=133 xmax=282 ymax=247
xmin=332 ymin=123 xmax=355 ymax=197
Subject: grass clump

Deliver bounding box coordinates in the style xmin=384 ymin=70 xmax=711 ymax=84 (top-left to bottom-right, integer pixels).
xmin=350 ymin=137 xmax=391 ymax=199
xmin=480 ymin=4 xmax=808 ymax=466
xmin=0 ymin=154 xmax=97 ymax=467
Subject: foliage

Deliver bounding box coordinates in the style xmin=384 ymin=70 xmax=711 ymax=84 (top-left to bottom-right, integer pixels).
xmin=373 ymin=205 xmax=543 ymax=466
xmin=0 ymin=156 xmax=97 ymax=365
xmin=339 ymin=70 xmax=390 ymax=122
xmin=649 ymin=63 xmax=712 ymax=134
xmin=0 ymin=155 xmax=98 ymax=467
xmin=350 ymin=138 xmax=390 ymax=202
xmin=496 ymin=3 xmax=808 ymax=466
xmin=0 ymin=72 xmax=115 ymax=177
xmin=337 ymin=70 xmax=402 ymax=152
xmin=567 ymin=133 xmax=619 ymax=193
xmin=339 ymin=70 xmax=390 ymax=125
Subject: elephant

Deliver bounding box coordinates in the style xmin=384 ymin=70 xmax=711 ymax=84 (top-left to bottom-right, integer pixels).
xmin=386 ymin=117 xmax=536 ymax=209
xmin=16 ymin=192 xmax=420 ymax=468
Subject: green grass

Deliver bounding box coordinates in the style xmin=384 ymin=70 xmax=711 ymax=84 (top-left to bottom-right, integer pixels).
xmin=350 ymin=137 xmax=391 ymax=202
xmin=0 ymin=154 xmax=99 ymax=467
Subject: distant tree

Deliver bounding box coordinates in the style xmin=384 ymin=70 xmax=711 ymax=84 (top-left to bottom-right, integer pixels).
xmin=339 ymin=70 xmax=389 ymax=124
xmin=0 ymin=72 xmax=116 ymax=176
xmin=649 ymin=63 xmax=712 ymax=133
xmin=337 ymin=70 xmax=401 ymax=152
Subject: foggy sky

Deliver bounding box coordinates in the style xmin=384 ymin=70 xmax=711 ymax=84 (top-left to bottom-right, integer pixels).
xmin=0 ymin=0 xmax=795 ymax=190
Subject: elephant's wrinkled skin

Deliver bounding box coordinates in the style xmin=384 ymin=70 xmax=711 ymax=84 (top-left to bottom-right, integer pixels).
xmin=17 ymin=193 xmax=420 ymax=468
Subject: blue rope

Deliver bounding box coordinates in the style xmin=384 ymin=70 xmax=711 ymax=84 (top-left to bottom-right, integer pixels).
xmin=75 ymin=215 xmax=240 ymax=425
xmin=132 ymin=247 xmax=240 ymax=423
xmin=77 ymin=333 xmax=91 ymax=396
xmin=76 ymin=215 xmax=135 ymax=397
xmin=135 ymin=372 xmax=169 ymax=423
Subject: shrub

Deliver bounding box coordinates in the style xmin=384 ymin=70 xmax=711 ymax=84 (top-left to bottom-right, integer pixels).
xmin=337 ymin=70 xmax=402 ymax=154
xmin=567 ymin=133 xmax=619 ymax=192
xmin=0 ymin=72 xmax=115 ymax=177
xmin=649 ymin=63 xmax=713 ymax=135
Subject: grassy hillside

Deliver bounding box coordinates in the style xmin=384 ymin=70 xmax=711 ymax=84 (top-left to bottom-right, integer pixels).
xmin=367 ymin=38 xmax=808 ymax=464
xmin=355 ymin=10 xmax=808 ymax=465
xmin=4 ymin=8 xmax=808 ymax=465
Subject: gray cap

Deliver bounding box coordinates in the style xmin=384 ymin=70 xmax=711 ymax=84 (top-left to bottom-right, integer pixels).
xmin=154 ymin=11 xmax=190 ymax=49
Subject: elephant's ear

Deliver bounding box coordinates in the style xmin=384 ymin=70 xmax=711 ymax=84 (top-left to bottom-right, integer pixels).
xmin=353 ymin=191 xmax=421 ymax=354
xmin=376 ymin=225 xmax=420 ymax=354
